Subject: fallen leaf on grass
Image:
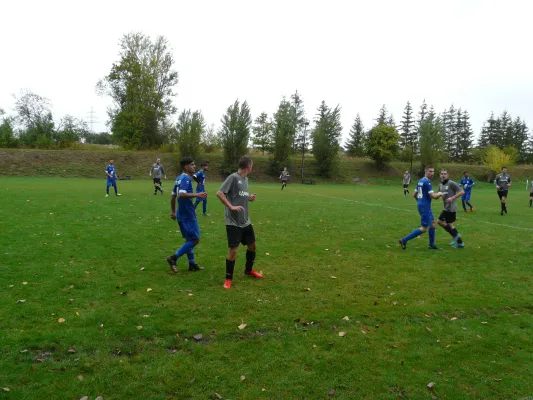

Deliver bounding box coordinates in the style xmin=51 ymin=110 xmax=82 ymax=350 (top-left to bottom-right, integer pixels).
xmin=493 ymin=378 xmax=502 ymax=382
xmin=136 ymin=326 xmax=143 ymax=330
xmin=68 ymin=285 xmax=74 ymax=289
xmin=140 ymin=267 xmax=145 ymax=271
xmin=188 ymin=293 xmax=193 ymax=297
xmin=146 ymin=288 xmax=152 ymax=292
xmin=425 ymin=327 xmax=432 ymax=332
xmin=2 ymin=387 xmax=10 ymax=392
xmin=238 ymin=321 xmax=247 ymax=330
xmin=427 ymin=382 xmax=435 ymax=390
xmin=361 ymin=329 xmax=369 ymax=334
xmin=20 ymin=349 xmax=28 ymax=353
xmin=265 ymin=253 xmax=270 ymax=256
xmin=342 ymin=316 xmax=350 ymax=321
xmin=328 ymin=389 xmax=335 ymax=396
xmin=330 ymin=276 xmax=337 ymax=279
xmin=58 ymin=318 xmax=66 ymax=323
xmin=481 ymin=322 xmax=488 ymax=324
xmin=240 ymin=375 xmax=246 ymax=381
xmin=68 ymin=348 xmax=76 ymax=354
xmin=79 ymin=397 xmax=88 ymax=400
xmin=17 ymin=299 xmax=26 ymax=303
xmin=193 ymin=333 xmax=203 ymax=342
xmin=450 ymin=317 xmax=458 ymax=321
xmin=95 ymin=397 xmax=104 ymax=400
xmin=22 ymin=282 xmax=28 ymax=285
xmin=338 ymin=331 xmax=346 ymax=337
xmin=215 ymin=393 xmax=223 ymax=399
xmin=77 ymin=375 xmax=83 ymax=381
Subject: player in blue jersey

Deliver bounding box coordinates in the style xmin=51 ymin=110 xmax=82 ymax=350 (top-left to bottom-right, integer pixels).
xmin=193 ymin=161 xmax=210 ymax=216
xmin=166 ymin=157 xmax=208 ymax=273
xmin=398 ymin=165 xmax=443 ymax=250
xmin=105 ymin=160 xmax=121 ymax=197
xmin=460 ymin=171 xmax=475 ymax=213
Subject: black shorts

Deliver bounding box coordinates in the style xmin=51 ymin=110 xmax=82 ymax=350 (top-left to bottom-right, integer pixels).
xmin=403 ymin=184 xmax=409 ymax=189
xmin=438 ymin=210 xmax=456 ymax=224
xmin=226 ymin=224 xmax=255 ymax=248
xmin=153 ymin=178 xmax=162 ymax=185
xmin=282 ymin=179 xmax=287 ymax=184
xmin=497 ymin=190 xmax=508 ymax=199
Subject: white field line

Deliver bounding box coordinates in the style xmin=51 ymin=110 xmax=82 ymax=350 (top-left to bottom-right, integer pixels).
xmin=254 ymin=186 xmax=533 ymax=232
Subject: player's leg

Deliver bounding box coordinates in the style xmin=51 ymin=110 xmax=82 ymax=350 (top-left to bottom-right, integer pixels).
xmin=194 ymin=185 xmax=203 ymax=209
xmin=242 ymin=225 xmax=262 ymax=278
xmin=106 ymin=181 xmax=111 ymax=196
xmin=500 ymin=191 xmax=508 ymax=214
xmin=113 ymin=182 xmax=120 ymax=195
xmin=202 ymin=198 xmax=210 ymax=216
xmin=428 ymin=218 xmax=438 ymax=249
xmin=448 ymin=222 xmax=464 ymax=247
xmin=530 ymin=193 xmax=532 ymax=207
xmin=461 ymin=196 xmax=467 ymax=212
xmin=167 ymin=222 xmax=198 ymax=272
xmin=224 ymin=226 xmax=242 ymax=289
xmin=186 ymin=221 xmax=203 ymax=271
xmin=399 ymin=210 xmax=428 ymax=249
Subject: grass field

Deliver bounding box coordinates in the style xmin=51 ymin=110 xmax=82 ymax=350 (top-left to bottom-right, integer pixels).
xmin=1 ymin=177 xmax=532 ymax=400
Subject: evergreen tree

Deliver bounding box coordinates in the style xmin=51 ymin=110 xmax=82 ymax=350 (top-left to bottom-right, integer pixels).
xmin=443 ymin=105 xmax=457 ymax=158
xmin=312 ymin=101 xmax=343 ymax=177
xmin=498 ymin=110 xmax=513 ymax=147
xmin=251 ymin=112 xmax=273 ymax=155
xmin=478 ymin=111 xmax=498 ymax=148
xmin=457 ymin=109 xmax=474 ymax=161
xmin=291 ymin=91 xmax=307 ymax=154
xmin=219 ymin=100 xmax=252 ymax=170
xmin=375 ymin=104 xmax=388 ymax=126
xmin=272 ymin=97 xmax=295 ymax=163
xmin=511 ymin=116 xmax=529 ymax=161
xmin=345 ymin=114 xmax=366 ymax=156
xmin=399 ymin=101 xmax=415 ymax=150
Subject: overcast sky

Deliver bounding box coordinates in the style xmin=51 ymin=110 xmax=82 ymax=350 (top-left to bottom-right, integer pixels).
xmin=1 ymin=0 xmax=532 ymax=144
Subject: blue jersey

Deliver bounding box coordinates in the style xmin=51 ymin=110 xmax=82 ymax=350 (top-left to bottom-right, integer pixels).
xmin=172 ymin=174 xmax=196 ymax=222
xmin=460 ymin=177 xmax=474 ymax=192
xmin=194 ymin=169 xmax=206 ymax=187
xmin=416 ymin=177 xmax=434 ymax=211
xmin=106 ymin=165 xmax=117 ymax=181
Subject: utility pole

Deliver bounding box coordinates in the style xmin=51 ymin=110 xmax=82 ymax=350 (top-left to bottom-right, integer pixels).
xmin=300 ymin=121 xmax=309 ymax=184
xmin=86 ymin=107 xmax=98 ymax=133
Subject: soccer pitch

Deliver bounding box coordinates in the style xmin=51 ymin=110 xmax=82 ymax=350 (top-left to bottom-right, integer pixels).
xmin=1 ymin=177 xmax=532 ymax=399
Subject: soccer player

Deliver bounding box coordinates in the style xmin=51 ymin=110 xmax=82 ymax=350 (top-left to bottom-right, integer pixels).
xmin=105 ymin=160 xmax=121 ymax=197
xmin=402 ymin=170 xmax=411 ymax=197
xmin=149 ymin=158 xmax=166 ymax=195
xmin=398 ymin=165 xmax=443 ymax=250
xmin=460 ymin=171 xmax=475 ymax=213
xmin=166 ymin=157 xmax=207 ymax=273
xmin=193 ymin=161 xmax=210 ymax=216
xmin=216 ymin=156 xmax=263 ymax=290
xmin=437 ymin=169 xmax=465 ymax=248
xmin=530 ymin=180 xmax=533 ymax=207
xmin=495 ymin=166 xmax=512 ymax=215
xmin=280 ymin=167 xmax=290 ymax=190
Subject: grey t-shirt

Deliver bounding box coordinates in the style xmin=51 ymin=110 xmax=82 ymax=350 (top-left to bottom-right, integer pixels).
xmin=219 ymin=172 xmax=251 ymax=227
xmin=151 ymin=163 xmax=165 ymax=178
xmin=438 ymin=180 xmax=462 ymax=212
xmin=495 ymin=173 xmax=511 ymax=191
xmin=403 ymin=173 xmax=411 ymax=184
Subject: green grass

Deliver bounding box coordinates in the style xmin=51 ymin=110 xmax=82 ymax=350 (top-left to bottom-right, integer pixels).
xmin=1 ymin=177 xmax=532 ymax=399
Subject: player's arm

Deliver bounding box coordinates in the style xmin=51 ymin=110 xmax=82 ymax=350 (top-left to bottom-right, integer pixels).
xmin=149 ymin=165 xmax=152 ymax=176
xmin=170 ymin=193 xmax=177 ymax=220
xmin=508 ymin=176 xmax=512 ymax=188
xmin=430 ymin=191 xmax=442 ymax=199
xmin=412 ymin=189 xmax=418 ymax=201
xmin=161 ymin=166 xmax=166 ymax=179
xmin=216 ymin=190 xmax=244 ymax=212
xmin=494 ymin=176 xmax=500 ymax=190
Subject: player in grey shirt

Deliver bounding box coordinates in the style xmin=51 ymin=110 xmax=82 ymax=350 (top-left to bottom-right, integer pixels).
xmin=149 ymin=158 xmax=167 ymax=195
xmin=402 ymin=170 xmax=411 ymax=197
xmin=216 ymin=156 xmax=263 ymax=290
xmin=494 ymin=166 xmax=512 ymax=215
xmin=436 ymin=169 xmax=466 ymax=248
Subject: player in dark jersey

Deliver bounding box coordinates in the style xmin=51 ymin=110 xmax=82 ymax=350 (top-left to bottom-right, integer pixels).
xmin=402 ymin=171 xmax=411 ymax=197
xmin=149 ymin=158 xmax=166 ymax=195
xmin=216 ymin=156 xmax=262 ymax=290
xmin=459 ymin=171 xmax=475 ymax=213
xmin=437 ymin=170 xmax=465 ymax=248
xmin=193 ymin=161 xmax=210 ymax=216
xmin=530 ymin=179 xmax=533 ymax=207
xmin=494 ymin=166 xmax=512 ymax=215
xmin=166 ymin=157 xmax=207 ymax=273
xmin=280 ymin=167 xmax=290 ymax=190
xmin=399 ymin=165 xmax=443 ymax=250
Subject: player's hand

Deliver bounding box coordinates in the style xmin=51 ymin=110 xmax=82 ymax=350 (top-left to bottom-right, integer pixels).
xmin=170 ymin=212 xmax=176 ymax=220
xmin=197 ymin=192 xmax=208 ymax=199
xmin=249 ymin=193 xmax=256 ymax=202
xmin=496 ymin=186 xmax=501 ymax=190
xmin=230 ymin=205 xmax=244 ymax=212
xmin=446 ymin=197 xmax=453 ymax=203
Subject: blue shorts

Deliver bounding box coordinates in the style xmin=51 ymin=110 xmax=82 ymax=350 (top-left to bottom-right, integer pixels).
xmin=418 ymin=205 xmax=434 ymax=228
xmin=106 ymin=180 xmax=117 ymax=187
xmin=196 ymin=185 xmax=205 ymax=192
xmin=462 ymin=191 xmax=471 ymax=201
xmin=178 ymin=220 xmax=200 ymax=241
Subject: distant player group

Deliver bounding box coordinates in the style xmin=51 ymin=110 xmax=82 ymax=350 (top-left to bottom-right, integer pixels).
xmin=399 ymin=165 xmax=519 ymax=251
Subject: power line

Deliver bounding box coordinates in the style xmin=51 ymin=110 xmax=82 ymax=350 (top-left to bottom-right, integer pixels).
xmin=86 ymin=107 xmax=99 ymax=133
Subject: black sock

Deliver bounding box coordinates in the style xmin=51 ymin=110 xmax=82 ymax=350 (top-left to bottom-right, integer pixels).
xmin=530 ymin=199 xmax=532 ymax=206
xmin=450 ymin=228 xmax=459 ymax=237
xmin=225 ymin=259 xmax=235 ymax=280
xmin=457 ymin=236 xmax=463 ymax=244
xmin=501 ymin=203 xmax=505 ymax=212
xmin=503 ymin=203 xmax=507 ymax=212
xmin=245 ymin=250 xmax=256 ymax=273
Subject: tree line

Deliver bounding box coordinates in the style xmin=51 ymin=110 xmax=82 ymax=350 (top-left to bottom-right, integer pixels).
xmin=2 ymin=32 xmax=532 ymax=179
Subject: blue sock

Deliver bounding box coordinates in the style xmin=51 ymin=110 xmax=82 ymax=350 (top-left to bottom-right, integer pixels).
xmin=187 ymin=248 xmax=195 ymax=265
xmin=402 ymin=228 xmax=423 ymax=243
xmin=175 ymin=240 xmax=196 ymax=259
xmin=203 ymin=199 xmax=207 ymax=214
xmin=429 ymin=228 xmax=436 ymax=246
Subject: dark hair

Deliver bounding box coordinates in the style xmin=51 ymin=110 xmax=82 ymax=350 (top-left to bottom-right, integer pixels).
xmin=424 ymin=165 xmax=434 ymax=171
xmin=200 ymin=161 xmax=209 ymax=167
xmin=180 ymin=157 xmax=194 ymax=170
xmin=238 ymin=156 xmax=253 ymax=169
xmin=463 ymin=171 xmax=468 ymax=174
xmin=502 ymin=166 xmax=507 ymax=170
